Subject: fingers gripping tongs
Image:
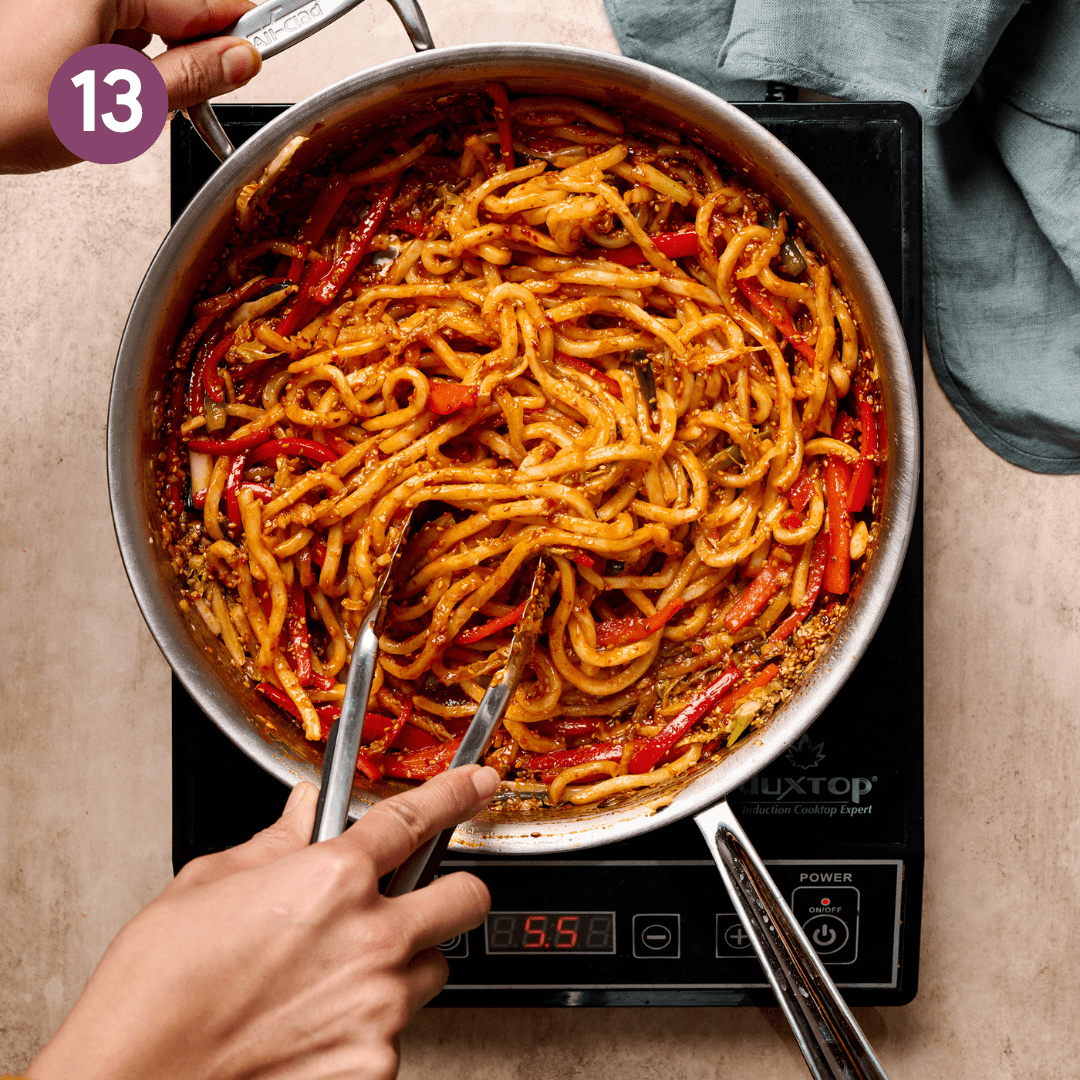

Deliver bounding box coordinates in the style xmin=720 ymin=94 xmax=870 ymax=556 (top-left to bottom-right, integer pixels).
xmin=383 ymin=558 xmax=549 ymax=895
xmin=310 ymin=512 xmax=413 ymax=844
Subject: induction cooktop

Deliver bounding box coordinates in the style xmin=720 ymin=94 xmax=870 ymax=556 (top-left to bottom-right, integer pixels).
xmin=171 ymin=99 xmax=922 ymax=1007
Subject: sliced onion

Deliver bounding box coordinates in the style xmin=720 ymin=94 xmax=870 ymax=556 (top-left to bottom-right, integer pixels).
xmin=204 ymin=398 xmax=227 ymax=431
xmin=188 ymin=449 xmax=213 ymax=497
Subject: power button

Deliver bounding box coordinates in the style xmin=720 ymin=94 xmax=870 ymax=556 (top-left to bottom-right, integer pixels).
xmin=791 ymin=886 xmax=859 ymax=965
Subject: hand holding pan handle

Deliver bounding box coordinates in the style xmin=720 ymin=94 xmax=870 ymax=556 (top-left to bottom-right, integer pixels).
xmin=695 ymin=799 xmax=891 ymax=1080
xmin=186 ymin=0 xmax=436 ymax=162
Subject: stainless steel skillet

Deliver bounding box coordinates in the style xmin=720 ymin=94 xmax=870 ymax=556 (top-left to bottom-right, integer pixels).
xmin=108 ymin=7 xmax=919 ymax=1077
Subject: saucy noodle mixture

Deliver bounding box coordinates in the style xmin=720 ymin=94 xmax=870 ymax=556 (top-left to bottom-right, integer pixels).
xmin=158 ymin=88 xmax=883 ymax=808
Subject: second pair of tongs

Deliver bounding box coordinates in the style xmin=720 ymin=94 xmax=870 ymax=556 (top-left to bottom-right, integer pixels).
xmin=310 ymin=511 xmax=413 ymax=844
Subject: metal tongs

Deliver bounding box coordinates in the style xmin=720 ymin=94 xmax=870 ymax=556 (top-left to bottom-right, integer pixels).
xmin=384 ymin=558 xmax=548 ymax=895
xmin=310 ymin=533 xmax=548 ymax=874
xmin=309 ymin=511 xmax=413 ymax=843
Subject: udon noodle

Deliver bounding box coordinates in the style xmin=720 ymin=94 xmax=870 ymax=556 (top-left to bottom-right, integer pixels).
xmin=158 ymin=87 xmax=884 ymax=808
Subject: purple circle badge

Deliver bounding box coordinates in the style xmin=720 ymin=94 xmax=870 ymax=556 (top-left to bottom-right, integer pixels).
xmin=48 ymin=43 xmax=168 ymax=165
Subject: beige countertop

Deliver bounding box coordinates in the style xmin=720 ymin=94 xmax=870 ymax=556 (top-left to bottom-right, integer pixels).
xmin=4 ymin=1 xmax=1080 ymax=1075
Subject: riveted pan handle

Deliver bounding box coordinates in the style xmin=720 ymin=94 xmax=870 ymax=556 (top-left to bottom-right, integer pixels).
xmin=694 ymin=799 xmax=891 ymax=1080
xmin=185 ymin=0 xmax=436 ymax=162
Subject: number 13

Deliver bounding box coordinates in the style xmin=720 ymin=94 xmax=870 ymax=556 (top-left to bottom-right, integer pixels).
xmin=71 ymin=68 xmax=143 ymax=133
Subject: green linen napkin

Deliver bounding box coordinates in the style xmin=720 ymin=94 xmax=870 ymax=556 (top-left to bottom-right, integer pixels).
xmin=604 ymin=0 xmax=1080 ymax=472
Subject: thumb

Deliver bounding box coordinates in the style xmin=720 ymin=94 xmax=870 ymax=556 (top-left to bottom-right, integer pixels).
xmin=170 ymin=782 xmax=318 ymax=892
xmin=154 ymin=36 xmax=261 ymax=112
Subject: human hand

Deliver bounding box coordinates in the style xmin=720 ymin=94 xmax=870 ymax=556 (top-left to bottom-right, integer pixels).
xmin=28 ymin=765 xmax=499 ymax=1080
xmin=0 ymin=0 xmax=263 ymax=173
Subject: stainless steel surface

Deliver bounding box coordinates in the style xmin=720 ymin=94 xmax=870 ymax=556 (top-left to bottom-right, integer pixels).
xmin=384 ymin=560 xmax=549 ymax=895
xmin=696 ymin=801 xmax=891 ymax=1079
xmin=310 ymin=513 xmax=413 ymax=843
xmin=235 ymin=0 xmax=379 ymax=62
xmin=384 ymin=0 xmax=435 ymax=51
xmin=187 ymin=0 xmax=436 ymax=161
xmin=184 ymin=101 xmax=237 ymax=161
xmin=109 ymin=42 xmax=919 ymax=849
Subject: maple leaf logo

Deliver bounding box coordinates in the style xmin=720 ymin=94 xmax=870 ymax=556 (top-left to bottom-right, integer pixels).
xmin=785 ymin=733 xmax=826 ymax=769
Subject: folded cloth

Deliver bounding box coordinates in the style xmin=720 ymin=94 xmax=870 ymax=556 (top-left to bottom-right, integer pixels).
xmin=604 ymin=0 xmax=1080 ymax=472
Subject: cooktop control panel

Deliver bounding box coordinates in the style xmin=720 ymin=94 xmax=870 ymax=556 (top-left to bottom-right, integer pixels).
xmin=435 ymin=853 xmax=904 ymax=1005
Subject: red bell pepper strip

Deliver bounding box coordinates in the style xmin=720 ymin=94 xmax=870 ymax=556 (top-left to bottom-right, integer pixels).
xmin=860 ymin=399 xmax=878 ymax=453
xmin=428 ymin=381 xmax=478 ymax=415
xmin=372 ymin=697 xmax=413 ymax=750
xmin=590 ymin=243 xmax=646 ymax=266
xmin=324 ymin=433 xmax=354 ymax=457
xmin=485 ymin=82 xmax=515 ymax=171
xmin=312 ymin=176 xmax=399 ymax=305
xmin=567 ymin=550 xmax=597 ymax=570
xmin=716 ymin=664 xmax=780 ymax=717
xmin=302 ymin=175 xmax=352 ymax=245
xmin=275 ymin=256 xmax=332 ymax=337
xmin=832 ymin=411 xmax=856 ymax=443
xmin=193 ymin=275 xmax=282 ymax=319
xmin=239 ymin=482 xmax=275 ymax=503
xmin=594 ymin=599 xmax=685 ymax=649
xmin=769 ymin=530 xmax=829 ymax=642
xmin=651 ymin=229 xmax=699 ymax=259
xmin=456 ymin=599 xmax=528 ymax=645
xmin=257 ymin=682 xmax=342 ymax=730
xmin=176 ymin=312 xmax=217 ymax=371
xmin=224 ymin=451 xmax=247 ymax=530
xmin=585 ymin=229 xmax=699 ymax=268
xmin=353 ymin=751 xmax=384 ymax=781
xmin=781 ymin=512 xmax=803 ymax=530
xmin=314 ymin=709 xmax=414 ymax=745
xmin=287 ymin=581 xmax=313 ymax=687
xmin=390 ymin=725 xmax=440 ymax=753
xmin=724 ymin=565 xmax=783 ymax=634
xmin=379 ymin=736 xmax=464 ymax=780
xmin=352 ymin=713 xmax=440 ymax=753
xmin=736 ymin=279 xmax=817 ymax=364
xmin=310 ymin=539 xmax=327 ymax=567
xmin=629 ymin=665 xmax=741 ymax=774
xmin=187 ymin=319 xmax=227 ymax=416
xmin=846 ymin=400 xmax=879 ymax=513
xmin=824 ymin=457 xmax=853 ymax=594
xmin=555 ymin=353 xmax=622 ymax=399
xmin=187 ymin=429 xmax=273 ymax=455
xmin=385 ymin=212 xmax=427 ymax=237
xmin=295 ymin=702 xmax=439 ymax=766
xmin=246 ymin=437 xmax=340 ymax=466
xmin=846 ymin=458 xmax=875 ymax=514
xmin=549 ymin=717 xmax=602 ymax=740
xmin=517 ymin=742 xmax=624 ymax=785
xmin=285 ymin=253 xmax=306 ymax=283
xmin=788 ymin=467 xmax=814 ymax=513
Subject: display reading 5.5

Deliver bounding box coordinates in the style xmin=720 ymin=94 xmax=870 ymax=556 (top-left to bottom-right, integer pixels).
xmin=485 ymin=912 xmax=616 ymax=954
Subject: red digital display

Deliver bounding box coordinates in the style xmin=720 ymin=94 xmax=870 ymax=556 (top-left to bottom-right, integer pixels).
xmin=485 ymin=911 xmax=616 ymax=954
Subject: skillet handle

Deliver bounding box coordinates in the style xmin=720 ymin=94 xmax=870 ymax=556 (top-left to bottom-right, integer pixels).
xmin=185 ymin=0 xmax=436 ymax=162
xmin=694 ymin=799 xmax=890 ymax=1080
